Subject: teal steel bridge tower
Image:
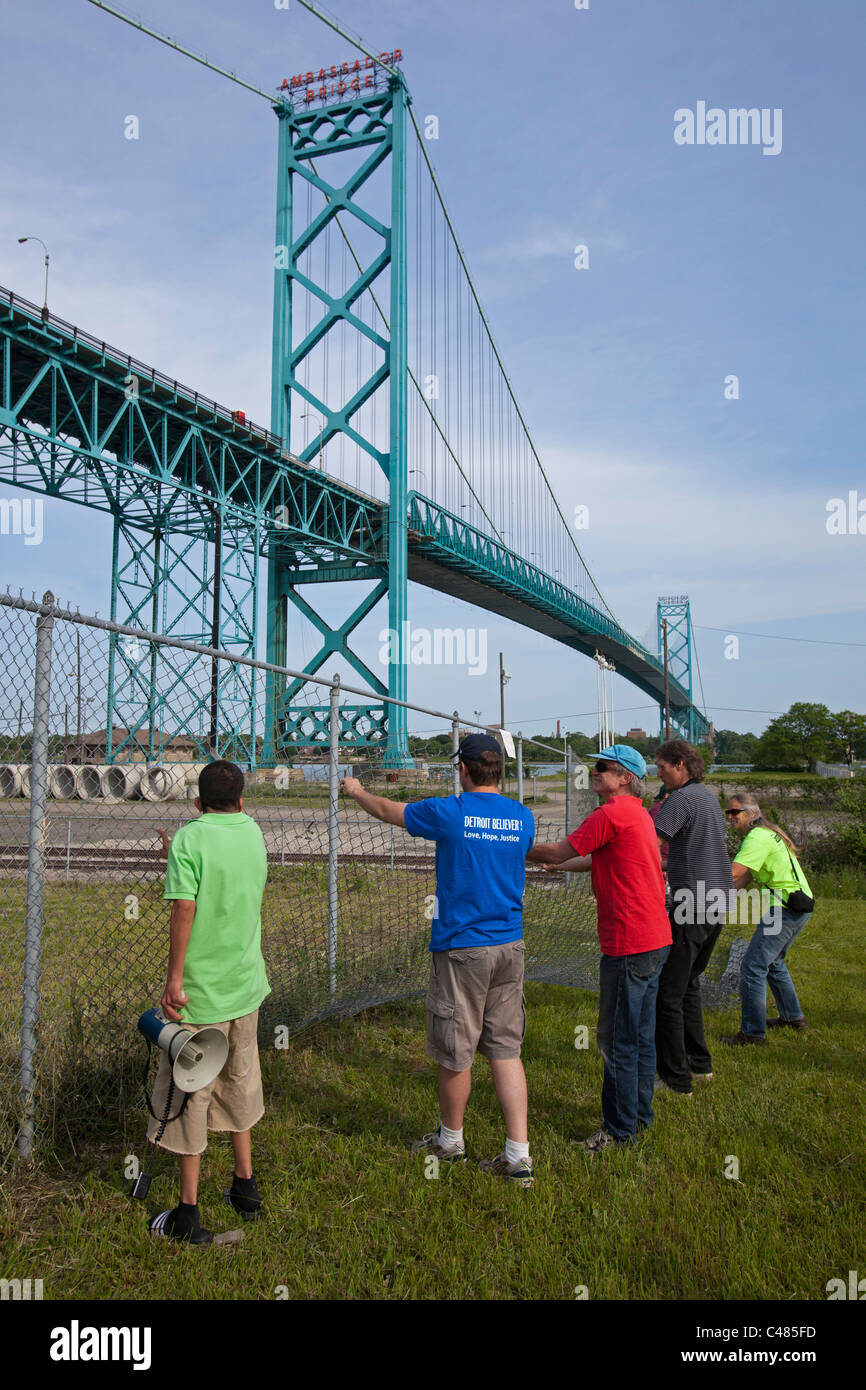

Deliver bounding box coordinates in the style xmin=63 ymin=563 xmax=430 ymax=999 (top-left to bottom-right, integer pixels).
xmin=268 ymin=65 xmax=412 ymax=765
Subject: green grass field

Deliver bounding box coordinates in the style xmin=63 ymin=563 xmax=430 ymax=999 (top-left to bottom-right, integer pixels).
xmin=1 ymin=882 xmax=862 ymax=1301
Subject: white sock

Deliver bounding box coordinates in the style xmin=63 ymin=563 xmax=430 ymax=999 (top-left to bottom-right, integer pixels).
xmin=438 ymin=1121 xmax=463 ymax=1149
xmin=505 ymin=1137 xmax=530 ymax=1164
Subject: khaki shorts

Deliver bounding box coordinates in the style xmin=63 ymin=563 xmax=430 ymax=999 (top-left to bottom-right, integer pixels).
xmin=426 ymin=940 xmax=526 ymax=1071
xmin=145 ymin=1008 xmax=264 ymax=1156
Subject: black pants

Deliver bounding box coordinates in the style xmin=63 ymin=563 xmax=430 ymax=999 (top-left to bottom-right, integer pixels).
xmin=655 ymin=915 xmax=724 ymax=1092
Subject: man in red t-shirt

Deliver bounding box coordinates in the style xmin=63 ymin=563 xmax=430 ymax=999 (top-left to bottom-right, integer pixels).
xmin=528 ymin=745 xmax=671 ymax=1151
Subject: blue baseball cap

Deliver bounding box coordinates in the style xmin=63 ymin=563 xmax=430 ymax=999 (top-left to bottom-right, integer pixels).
xmin=596 ymin=744 xmax=647 ymax=779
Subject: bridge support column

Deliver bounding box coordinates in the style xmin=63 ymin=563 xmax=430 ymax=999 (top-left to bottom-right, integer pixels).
xmin=108 ymin=507 xmax=259 ymax=766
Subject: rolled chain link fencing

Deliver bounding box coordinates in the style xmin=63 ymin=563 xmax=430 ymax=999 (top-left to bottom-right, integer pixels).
xmin=0 ymin=590 xmax=745 ymax=1159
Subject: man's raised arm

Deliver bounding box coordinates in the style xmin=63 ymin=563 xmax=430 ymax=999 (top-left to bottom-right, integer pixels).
xmin=340 ymin=776 xmax=407 ymax=827
xmin=526 ymin=837 xmax=581 ymax=866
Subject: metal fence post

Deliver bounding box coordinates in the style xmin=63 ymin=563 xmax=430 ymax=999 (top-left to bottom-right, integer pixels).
xmin=328 ymin=674 xmax=340 ymax=997
xmin=18 ymin=590 xmax=55 ymax=1156
xmin=564 ymin=741 xmax=572 ymax=841
xmin=451 ymin=712 xmax=460 ymax=796
xmin=517 ymin=731 xmax=524 ymax=804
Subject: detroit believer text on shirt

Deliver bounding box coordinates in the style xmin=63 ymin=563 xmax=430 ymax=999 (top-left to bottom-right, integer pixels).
xmin=403 ymin=792 xmax=536 ymax=952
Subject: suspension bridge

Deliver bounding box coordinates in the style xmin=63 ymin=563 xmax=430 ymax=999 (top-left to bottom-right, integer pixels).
xmin=0 ymin=0 xmax=709 ymax=765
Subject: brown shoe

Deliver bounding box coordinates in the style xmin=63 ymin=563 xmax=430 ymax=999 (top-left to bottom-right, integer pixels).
xmin=767 ymin=1016 xmax=807 ymax=1030
xmin=722 ymin=1031 xmax=767 ymax=1046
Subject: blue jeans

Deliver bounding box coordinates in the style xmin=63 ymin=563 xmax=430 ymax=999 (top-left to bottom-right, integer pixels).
xmin=597 ymin=946 xmax=670 ymax=1142
xmin=741 ymin=907 xmax=811 ymax=1036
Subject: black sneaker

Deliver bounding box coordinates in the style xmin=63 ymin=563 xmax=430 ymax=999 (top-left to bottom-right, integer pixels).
xmin=148 ymin=1207 xmax=213 ymax=1244
xmin=767 ymin=1016 xmax=807 ymax=1030
xmin=655 ymin=1077 xmax=693 ymax=1097
xmin=225 ymin=1174 xmax=264 ymax=1221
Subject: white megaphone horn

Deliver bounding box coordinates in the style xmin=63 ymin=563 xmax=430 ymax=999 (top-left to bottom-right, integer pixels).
xmin=138 ymin=1006 xmax=229 ymax=1093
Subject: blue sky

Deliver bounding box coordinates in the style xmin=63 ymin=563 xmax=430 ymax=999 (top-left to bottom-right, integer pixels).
xmin=1 ymin=0 xmax=864 ymax=741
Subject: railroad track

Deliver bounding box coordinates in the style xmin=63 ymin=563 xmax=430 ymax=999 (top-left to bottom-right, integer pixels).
xmin=0 ymin=844 xmax=561 ymax=879
xmin=0 ymin=844 xmax=436 ymax=872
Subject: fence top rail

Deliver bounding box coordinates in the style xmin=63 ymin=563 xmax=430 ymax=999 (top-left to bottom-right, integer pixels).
xmin=0 ymin=588 xmax=544 ymax=742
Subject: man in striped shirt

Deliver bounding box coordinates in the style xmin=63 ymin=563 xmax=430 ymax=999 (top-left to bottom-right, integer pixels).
xmin=653 ymin=740 xmax=733 ymax=1096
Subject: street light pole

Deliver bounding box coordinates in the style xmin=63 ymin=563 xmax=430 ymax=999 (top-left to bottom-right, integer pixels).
xmin=18 ymin=236 xmax=50 ymax=321
xmin=300 ymin=411 xmax=326 ymax=470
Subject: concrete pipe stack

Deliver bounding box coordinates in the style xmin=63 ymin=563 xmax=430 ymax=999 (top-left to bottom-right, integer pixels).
xmin=47 ymin=765 xmax=79 ymax=799
xmin=100 ymin=764 xmax=144 ymax=802
xmin=74 ymin=765 xmax=104 ymax=801
xmin=139 ymin=765 xmax=186 ymax=801
xmin=0 ymin=764 xmax=25 ymax=797
xmin=1 ymin=762 xmax=197 ymax=800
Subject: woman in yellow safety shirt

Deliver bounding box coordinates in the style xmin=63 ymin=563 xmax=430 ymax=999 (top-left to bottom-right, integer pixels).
xmin=722 ymin=792 xmax=814 ymax=1045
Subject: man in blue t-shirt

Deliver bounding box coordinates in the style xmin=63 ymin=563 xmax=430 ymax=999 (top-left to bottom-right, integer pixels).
xmin=340 ymin=734 xmax=536 ymax=1187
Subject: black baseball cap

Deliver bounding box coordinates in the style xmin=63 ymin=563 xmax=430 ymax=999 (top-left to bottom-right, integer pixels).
xmin=450 ymin=733 xmax=502 ymax=763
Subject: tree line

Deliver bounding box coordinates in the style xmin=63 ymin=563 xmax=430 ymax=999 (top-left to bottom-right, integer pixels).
xmin=408 ymin=703 xmax=866 ymax=772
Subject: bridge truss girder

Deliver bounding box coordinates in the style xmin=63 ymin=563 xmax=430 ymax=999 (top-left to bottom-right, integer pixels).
xmin=407 ymin=496 xmax=709 ymax=739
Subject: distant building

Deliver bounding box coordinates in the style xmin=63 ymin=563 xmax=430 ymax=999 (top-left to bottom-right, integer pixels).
xmin=64 ymin=728 xmax=203 ymax=764
xmin=625 ymin=727 xmax=647 ymax=741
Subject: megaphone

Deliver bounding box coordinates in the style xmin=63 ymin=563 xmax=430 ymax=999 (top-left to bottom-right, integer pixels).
xmin=138 ymin=1006 xmax=228 ymax=1093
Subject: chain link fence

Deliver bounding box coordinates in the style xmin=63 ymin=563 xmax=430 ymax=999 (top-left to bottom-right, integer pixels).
xmin=0 ymin=590 xmax=744 ymax=1161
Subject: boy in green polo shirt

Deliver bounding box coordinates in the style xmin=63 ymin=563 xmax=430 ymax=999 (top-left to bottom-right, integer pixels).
xmin=147 ymin=760 xmax=270 ymax=1244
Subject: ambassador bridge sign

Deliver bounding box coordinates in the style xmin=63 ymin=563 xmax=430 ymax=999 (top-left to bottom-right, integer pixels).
xmin=279 ymin=51 xmax=404 ymax=106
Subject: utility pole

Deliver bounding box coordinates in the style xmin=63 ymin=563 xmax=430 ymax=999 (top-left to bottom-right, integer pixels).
xmin=661 ymin=619 xmax=671 ymax=739
xmin=499 ymin=652 xmax=510 ymax=730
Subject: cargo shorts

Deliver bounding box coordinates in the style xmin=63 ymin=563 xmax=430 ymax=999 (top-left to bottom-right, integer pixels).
xmin=426 ymin=940 xmax=527 ymax=1071
xmin=145 ymin=1008 xmax=264 ymax=1156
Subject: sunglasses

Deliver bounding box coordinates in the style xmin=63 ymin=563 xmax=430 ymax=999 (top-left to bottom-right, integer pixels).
xmin=725 ymin=808 xmax=744 ymax=817
xmin=594 ymin=761 xmax=615 ymax=773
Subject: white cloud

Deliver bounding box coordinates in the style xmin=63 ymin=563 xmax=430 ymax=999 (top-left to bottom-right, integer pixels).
xmin=539 ymin=443 xmax=864 ymax=631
